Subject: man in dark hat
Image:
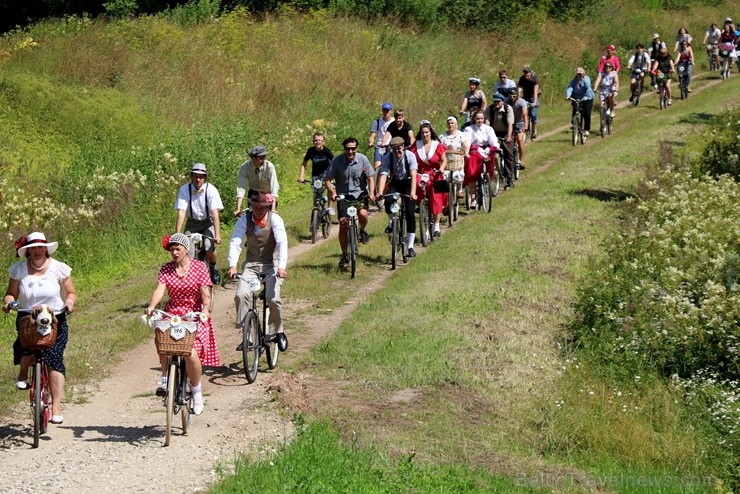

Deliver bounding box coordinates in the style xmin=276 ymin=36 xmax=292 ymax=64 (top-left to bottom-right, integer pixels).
xmin=235 ymin=145 xmax=279 ymax=217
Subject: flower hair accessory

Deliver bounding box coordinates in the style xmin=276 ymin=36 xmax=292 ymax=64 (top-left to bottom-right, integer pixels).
xmin=264 ymin=193 xmax=274 ymax=204
xmin=14 ymin=235 xmax=27 ymax=249
xmin=161 ymin=234 xmax=172 ymax=250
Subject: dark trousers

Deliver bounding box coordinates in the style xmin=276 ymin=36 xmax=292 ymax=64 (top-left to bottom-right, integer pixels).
xmin=571 ymin=99 xmax=594 ymax=132
xmin=494 ymin=132 xmax=515 ymax=180
xmin=383 ymin=178 xmax=415 ymax=234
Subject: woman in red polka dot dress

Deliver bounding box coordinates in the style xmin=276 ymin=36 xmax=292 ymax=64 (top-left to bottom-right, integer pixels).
xmin=146 ymin=233 xmax=219 ymax=415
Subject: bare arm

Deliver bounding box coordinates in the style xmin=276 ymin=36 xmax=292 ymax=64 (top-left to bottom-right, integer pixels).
xmin=211 ymin=209 xmax=222 ymax=244
xmin=146 ymin=283 xmax=167 ymax=315
xmin=61 ymin=276 xmax=77 ymax=313
xmin=298 ymin=159 xmax=308 ymax=182
xmin=3 ymin=278 xmax=20 ymax=312
xmin=175 ymin=209 xmax=187 ymax=233
xmin=200 ymin=285 xmax=211 ymax=318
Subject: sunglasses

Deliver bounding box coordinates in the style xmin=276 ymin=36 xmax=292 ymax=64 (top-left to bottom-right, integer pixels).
xmin=344 ymin=146 xmax=357 ymax=152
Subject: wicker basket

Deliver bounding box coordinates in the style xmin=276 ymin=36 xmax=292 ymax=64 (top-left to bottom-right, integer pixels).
xmin=154 ymin=320 xmax=197 ymax=356
xmin=19 ymin=315 xmax=58 ymax=350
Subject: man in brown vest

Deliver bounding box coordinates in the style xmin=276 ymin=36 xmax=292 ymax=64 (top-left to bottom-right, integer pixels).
xmin=227 ymin=190 xmax=288 ymax=351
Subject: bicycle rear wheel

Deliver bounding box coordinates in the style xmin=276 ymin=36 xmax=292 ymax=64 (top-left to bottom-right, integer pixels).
xmin=242 ymin=312 xmax=260 ymax=383
xmin=600 ymin=108 xmax=606 ymax=137
xmin=32 ymin=361 xmax=41 ymax=448
xmin=400 ymin=216 xmax=409 ymax=263
xmin=607 ymin=114 xmax=612 ymax=136
xmin=321 ymin=210 xmax=331 ymax=239
xmin=481 ymin=175 xmax=492 ymax=213
xmin=264 ymin=306 xmax=278 ymax=370
xmin=349 ymin=224 xmax=357 ymax=279
xmin=419 ymin=200 xmax=431 ymax=247
xmin=165 ymin=361 xmax=177 ymax=446
xmin=179 ymin=359 xmax=191 ymax=434
xmin=310 ymin=209 xmax=319 ymax=244
xmin=492 ymin=157 xmax=501 ymax=197
xmin=580 ymin=115 xmax=588 ymax=145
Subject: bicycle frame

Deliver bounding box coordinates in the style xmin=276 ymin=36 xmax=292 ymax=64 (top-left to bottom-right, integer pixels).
xmin=386 ymin=192 xmax=411 ymax=269
xmin=232 ymin=273 xmax=277 ymax=383
xmin=337 ymin=195 xmax=365 ymax=279
xmin=304 ymin=178 xmax=332 ymax=243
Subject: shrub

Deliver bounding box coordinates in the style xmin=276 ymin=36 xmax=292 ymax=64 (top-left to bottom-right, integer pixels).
xmin=698 ymin=110 xmax=740 ymax=181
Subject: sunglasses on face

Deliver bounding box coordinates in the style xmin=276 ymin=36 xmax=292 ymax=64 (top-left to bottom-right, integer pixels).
xmin=345 ymin=146 xmax=357 ymax=152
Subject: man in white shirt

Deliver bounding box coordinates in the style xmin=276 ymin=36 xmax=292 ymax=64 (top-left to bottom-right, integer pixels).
xmin=175 ymin=163 xmax=224 ymax=284
xmin=227 ymin=190 xmax=289 ymax=352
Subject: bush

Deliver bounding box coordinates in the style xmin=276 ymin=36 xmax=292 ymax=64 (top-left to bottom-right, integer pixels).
xmin=698 ymin=110 xmax=740 ymax=181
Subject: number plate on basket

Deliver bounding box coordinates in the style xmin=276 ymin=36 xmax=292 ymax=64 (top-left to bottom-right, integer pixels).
xmin=169 ymin=324 xmax=187 ymax=341
xmin=390 ymin=203 xmax=400 ymax=213
xmin=347 ymin=206 xmax=357 ymax=217
xmin=313 ymin=178 xmax=323 ymax=189
xmin=421 ymin=173 xmax=430 ymax=183
xmin=248 ymin=278 xmax=261 ymax=294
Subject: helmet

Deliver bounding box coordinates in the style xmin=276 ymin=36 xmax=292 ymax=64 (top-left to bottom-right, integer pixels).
xmin=725 ymin=17 xmax=732 ymax=23
xmin=468 ymin=77 xmax=480 ymax=85
xmin=606 ymin=44 xmax=616 ymax=51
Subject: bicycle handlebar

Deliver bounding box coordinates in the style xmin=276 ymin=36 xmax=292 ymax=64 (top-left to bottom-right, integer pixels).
xmin=7 ymin=301 xmax=70 ymax=315
xmin=141 ymin=308 xmax=206 ymax=326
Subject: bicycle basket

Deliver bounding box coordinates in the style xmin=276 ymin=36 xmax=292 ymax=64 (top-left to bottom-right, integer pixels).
xmin=19 ymin=315 xmax=58 ymax=350
xmin=154 ymin=320 xmax=198 ymax=356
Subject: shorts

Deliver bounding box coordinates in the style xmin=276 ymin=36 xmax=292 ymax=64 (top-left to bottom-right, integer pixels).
xmin=373 ymin=146 xmax=388 ymax=163
xmin=337 ymin=195 xmax=369 ymax=219
xmin=184 ymin=218 xmax=216 ymax=255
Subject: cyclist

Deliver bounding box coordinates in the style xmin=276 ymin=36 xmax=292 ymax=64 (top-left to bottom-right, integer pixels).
xmin=368 ymin=102 xmax=394 ymax=173
xmin=718 ymin=23 xmax=738 ymax=65
xmin=298 ymin=131 xmax=334 ymax=184
xmin=411 ymin=120 xmax=447 ymax=237
xmin=597 ymin=44 xmax=622 ymax=72
xmin=493 ymin=70 xmax=516 ymax=98
xmin=377 ymin=136 xmax=419 ymax=257
xmin=489 ymin=93 xmax=516 ymax=189
xmin=381 ymin=109 xmax=415 ymax=149
xmin=146 ymin=233 xmax=218 ymax=415
xmin=460 ymin=77 xmax=487 ymax=125
xmin=324 ymin=137 xmax=376 ymax=269
xmin=508 ymin=88 xmax=528 ymax=169
xmin=593 ymin=61 xmax=619 ymax=117
xmin=676 ymin=39 xmax=695 ymax=92
xmin=463 ymin=110 xmax=500 ymax=207
xmin=440 ymin=116 xmax=470 ymax=196
xmin=227 ymin=190 xmax=289 ymax=353
xmin=175 ymin=163 xmax=224 ymax=285
xmin=4 ymin=232 xmax=77 ymax=424
xmin=674 ymin=27 xmax=693 ymax=52
xmin=627 ymin=44 xmax=651 ymax=102
xmin=650 ymin=47 xmax=675 ymax=105
xmin=565 ymin=67 xmax=594 ymax=137
xmin=518 ymin=67 xmax=541 ymax=140
xmin=648 ymin=33 xmax=668 ymax=90
xmin=703 ymin=23 xmax=722 ymax=68
xmin=235 ymin=145 xmax=279 ymax=216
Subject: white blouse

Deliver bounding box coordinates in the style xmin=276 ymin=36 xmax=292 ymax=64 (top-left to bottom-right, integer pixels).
xmin=9 ymin=258 xmax=71 ymax=311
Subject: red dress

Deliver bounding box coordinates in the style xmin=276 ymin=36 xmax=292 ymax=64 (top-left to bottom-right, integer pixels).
xmin=157 ymin=260 xmax=220 ymax=367
xmin=411 ymin=140 xmax=448 ymax=215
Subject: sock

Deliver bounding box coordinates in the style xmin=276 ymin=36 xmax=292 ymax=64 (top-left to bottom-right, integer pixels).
xmin=434 ymin=222 xmax=440 ymax=232
xmin=190 ymin=384 xmax=202 ymax=394
xmin=407 ymin=233 xmax=415 ymax=249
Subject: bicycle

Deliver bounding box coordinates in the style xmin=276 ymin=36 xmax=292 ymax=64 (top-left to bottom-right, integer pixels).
xmin=8 ymin=302 xmax=68 ymax=448
xmin=336 ymin=194 xmax=366 ymax=279
xmin=384 ymin=192 xmax=412 ymax=269
xmin=568 ymin=97 xmax=588 ymax=146
xmin=631 ymin=69 xmax=644 ymax=107
xmin=446 ymin=168 xmax=464 ymax=225
xmin=183 ymin=232 xmax=216 ymax=312
xmin=706 ymin=44 xmax=719 ymax=71
xmin=227 ymin=273 xmax=278 ymax=383
xmin=654 ymin=71 xmax=670 ymax=110
xmin=719 ymin=44 xmax=732 ymax=79
xmin=300 ymin=178 xmax=333 ymax=244
xmin=677 ymin=61 xmax=690 ymax=100
xmin=142 ymin=309 xmax=205 ymax=446
xmin=512 ymin=132 xmax=522 ymax=180
xmin=417 ymin=173 xmax=434 ymax=246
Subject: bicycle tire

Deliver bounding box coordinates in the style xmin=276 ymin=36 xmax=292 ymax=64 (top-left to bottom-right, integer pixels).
xmin=571 ymin=114 xmax=578 ymax=146
xmin=40 ymin=367 xmax=50 ymax=436
xmin=179 ymin=359 xmax=191 ymax=434
xmin=419 ymin=200 xmax=430 ymax=247
xmin=348 ymin=223 xmax=357 ymax=279
xmin=465 ymin=188 xmax=471 ymax=211
xmin=513 ymin=142 xmax=521 ymax=180
xmin=33 ymin=361 xmax=41 ymax=448
xmin=391 ymin=216 xmax=398 ymax=270
xmin=264 ymin=306 xmax=278 ymax=370
xmin=242 ymin=312 xmax=260 ymax=383
xmin=400 ymin=214 xmax=409 ymax=263
xmin=492 ymin=157 xmax=501 ymax=197
xmin=480 ymin=175 xmax=492 ymax=213
xmin=310 ymin=209 xmax=319 ymax=244
xmin=165 ymin=361 xmax=177 ymax=446
xmin=321 ymin=210 xmax=331 ymax=239
xmin=580 ymin=115 xmax=588 ymax=144
xmin=600 ymin=108 xmax=606 ymax=137
xmin=446 ymin=178 xmax=454 ymax=227
xmin=208 ymin=285 xmax=214 ymax=313
xmin=607 ymin=114 xmax=612 ymax=136
xmin=452 ymin=185 xmax=459 ymax=221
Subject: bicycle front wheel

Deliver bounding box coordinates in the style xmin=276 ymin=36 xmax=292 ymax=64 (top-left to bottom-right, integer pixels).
xmin=349 ymin=224 xmax=357 ymax=279
xmin=391 ymin=216 xmax=398 ymax=270
xmin=310 ymin=208 xmax=319 ymax=244
xmin=165 ymin=361 xmax=177 ymax=446
xmin=32 ymin=361 xmax=41 ymax=448
xmin=243 ymin=312 xmax=260 ymax=383
xmin=481 ymin=175 xmax=493 ymax=213
xmin=571 ymin=114 xmax=578 ymax=146
xmin=321 ymin=210 xmax=332 ymax=239
xmin=419 ymin=200 xmax=430 ymax=247
xmin=179 ymin=359 xmax=191 ymax=434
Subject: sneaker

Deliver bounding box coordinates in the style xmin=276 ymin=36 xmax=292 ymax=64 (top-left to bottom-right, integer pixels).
xmin=51 ymin=415 xmax=64 ymax=424
xmin=653 ymin=84 xmax=658 ymax=91
xmin=15 ymin=380 xmax=28 ymax=390
xmin=667 ymin=99 xmax=672 ymax=106
xmin=192 ymin=390 xmax=204 ymax=416
xmin=338 ymin=254 xmax=350 ymax=269
xmin=519 ymin=163 xmax=526 ymax=170
xmin=629 ymin=94 xmax=634 ymax=102
xmin=360 ymin=229 xmax=369 ymax=244
xmin=209 ymin=264 xmax=221 ymax=285
xmin=407 ymin=247 xmax=417 ymax=258
xmin=384 ymin=225 xmax=393 ymax=234
xmin=688 ymin=88 xmax=692 ymax=93
xmin=531 ymin=132 xmax=537 ymax=140
xmin=583 ymin=130 xmax=590 ymax=137
xmin=276 ymin=332 xmax=288 ymax=352
xmin=433 ymin=230 xmax=441 ymax=238
xmin=156 ymin=378 xmax=167 ymax=397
